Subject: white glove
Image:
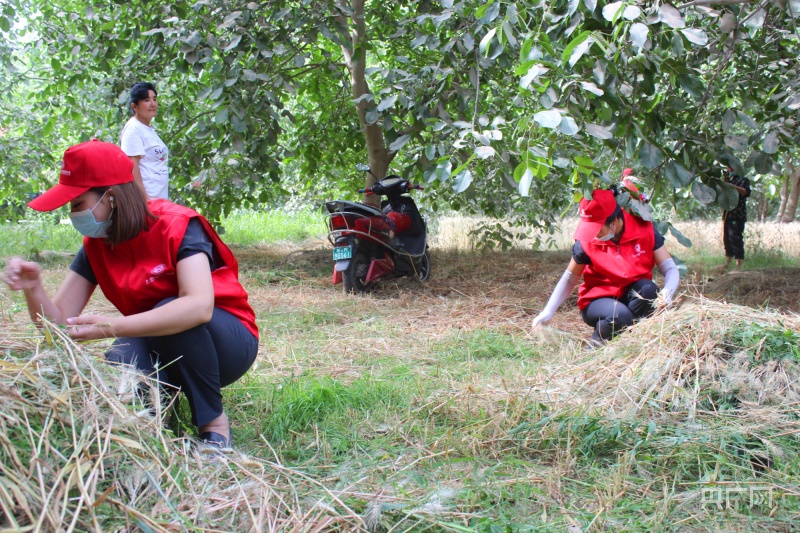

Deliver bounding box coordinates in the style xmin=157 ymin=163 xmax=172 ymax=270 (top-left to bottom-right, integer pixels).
xmin=657 ymin=257 xmax=679 ymax=308
xmin=532 ymin=312 xmax=553 ymax=330
xmin=658 ymin=287 xmax=673 ymax=307
xmin=531 ymin=270 xmax=581 ymax=330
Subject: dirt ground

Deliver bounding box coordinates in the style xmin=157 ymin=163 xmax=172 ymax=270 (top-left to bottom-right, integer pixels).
xmin=700 ymin=268 xmax=800 ymax=313
xmin=234 ymin=243 xmax=799 ymax=343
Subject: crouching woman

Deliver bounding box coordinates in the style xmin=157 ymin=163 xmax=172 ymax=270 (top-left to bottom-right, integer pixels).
xmin=2 ymin=140 xmax=257 ymax=449
xmin=532 ymin=188 xmax=679 ymax=346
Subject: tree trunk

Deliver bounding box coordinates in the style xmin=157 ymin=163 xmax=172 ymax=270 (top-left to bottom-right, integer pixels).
xmin=776 ymin=174 xmax=789 ymax=222
xmin=337 ymin=0 xmax=392 ymax=207
xmin=781 ymin=160 xmax=800 ymax=223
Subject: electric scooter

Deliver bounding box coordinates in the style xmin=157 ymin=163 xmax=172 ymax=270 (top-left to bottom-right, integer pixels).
xmin=325 ymin=164 xmax=431 ymax=293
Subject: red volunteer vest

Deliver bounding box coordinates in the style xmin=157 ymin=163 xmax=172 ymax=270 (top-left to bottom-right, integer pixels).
xmin=577 ymin=211 xmax=656 ymax=310
xmin=84 ymin=199 xmax=258 ymax=339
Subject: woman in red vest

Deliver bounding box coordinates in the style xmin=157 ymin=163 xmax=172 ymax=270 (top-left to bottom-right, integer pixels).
xmin=532 ymin=188 xmax=679 ymax=346
xmin=2 ymin=140 xmax=258 ymax=450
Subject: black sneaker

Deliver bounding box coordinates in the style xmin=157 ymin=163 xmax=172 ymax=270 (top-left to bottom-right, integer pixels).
xmin=199 ymin=429 xmax=233 ymax=451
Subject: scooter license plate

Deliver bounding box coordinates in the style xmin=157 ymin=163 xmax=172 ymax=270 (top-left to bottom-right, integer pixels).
xmin=333 ymin=245 xmax=352 ymax=260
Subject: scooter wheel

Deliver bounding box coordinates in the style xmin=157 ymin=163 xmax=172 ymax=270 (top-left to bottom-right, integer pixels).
xmin=343 ymin=251 xmax=372 ymax=293
xmin=415 ymin=248 xmax=431 ymax=282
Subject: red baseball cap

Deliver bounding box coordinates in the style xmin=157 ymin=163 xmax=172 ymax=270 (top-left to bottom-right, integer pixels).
xmin=574 ymin=189 xmax=618 ymax=241
xmin=28 ymin=140 xmax=134 ymax=212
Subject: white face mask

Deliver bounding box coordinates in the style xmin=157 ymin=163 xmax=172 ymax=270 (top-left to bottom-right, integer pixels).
xmin=595 ymin=229 xmax=615 ymax=242
xmin=70 ymin=191 xmax=112 ymax=238
xmin=595 ymin=221 xmax=616 ymax=242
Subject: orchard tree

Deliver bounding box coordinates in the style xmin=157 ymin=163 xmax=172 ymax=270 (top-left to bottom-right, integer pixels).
xmin=2 ymin=0 xmax=798 ymax=241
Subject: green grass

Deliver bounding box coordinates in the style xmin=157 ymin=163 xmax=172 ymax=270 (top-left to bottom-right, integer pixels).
xmin=220 ymin=208 xmax=327 ymax=245
xmin=680 ymin=248 xmax=800 ymax=271
xmin=0 ymin=215 xmax=81 ymax=259
xmin=436 ymin=329 xmax=541 ymax=362
xmin=0 ymin=208 xmax=328 ymax=258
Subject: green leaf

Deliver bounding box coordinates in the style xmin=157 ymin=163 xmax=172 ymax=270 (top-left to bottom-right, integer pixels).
xmin=533 ymin=110 xmax=561 ymax=129
xmin=716 ymin=181 xmax=740 ymax=211
xmin=669 ymin=224 xmax=692 ymax=247
xmin=724 ymin=135 xmax=748 ymax=151
xmin=665 ymin=161 xmax=693 ymax=188
xmin=754 ymin=151 xmax=773 ymax=174
xmin=42 ymin=116 xmax=57 ymax=136
xmin=585 ymin=123 xmax=613 ymax=140
xmin=602 ymin=2 xmax=624 ymax=22
xmin=388 ymin=134 xmax=411 ymax=152
xmin=425 ymin=145 xmax=436 ymax=160
xmin=452 ymin=169 xmax=473 ymax=193
xmin=377 ymin=95 xmax=397 ymax=112
xmin=629 ymin=199 xmax=652 ymax=221
xmin=722 ymin=109 xmax=737 ymax=130
xmin=559 ymin=117 xmax=580 ymax=136
xmin=762 ymin=131 xmax=779 ymax=154
xmin=677 ymin=73 xmax=704 ymax=101
xmin=479 ymin=28 xmax=497 ymax=57
xmin=691 ymin=179 xmax=716 ymax=204
xmin=436 ymin=161 xmax=452 ymax=181
xmin=474 ymin=146 xmax=495 ymax=159
xmin=737 ymin=111 xmax=758 ymax=129
xmin=561 ymin=31 xmax=591 ymax=67
xmin=214 ymin=107 xmax=229 ymax=124
xmin=638 ymin=142 xmax=663 ymax=169
xmin=223 ymin=34 xmax=242 ymax=52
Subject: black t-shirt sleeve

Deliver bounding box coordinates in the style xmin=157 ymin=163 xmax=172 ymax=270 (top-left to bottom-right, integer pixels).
xmin=653 ymin=226 xmax=665 ymax=251
xmin=178 ymin=218 xmax=216 ymax=269
xmin=572 ymin=241 xmax=592 ymax=265
xmin=70 ymin=220 xmax=215 ymax=285
xmin=69 ymin=246 xmax=97 ymax=285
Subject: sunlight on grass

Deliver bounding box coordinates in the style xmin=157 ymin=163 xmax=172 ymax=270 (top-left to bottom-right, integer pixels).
xmin=221 ymin=208 xmax=327 ymax=245
xmin=0 ymin=208 xmax=328 ymax=258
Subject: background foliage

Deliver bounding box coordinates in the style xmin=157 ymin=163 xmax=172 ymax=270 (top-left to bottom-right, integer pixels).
xmin=1 ymin=0 xmax=798 ymax=238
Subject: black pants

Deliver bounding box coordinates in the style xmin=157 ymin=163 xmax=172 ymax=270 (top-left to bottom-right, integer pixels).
xmin=723 ymin=217 xmax=746 ymax=260
xmin=581 ymin=279 xmax=658 ymax=342
xmin=105 ymin=298 xmax=258 ymax=427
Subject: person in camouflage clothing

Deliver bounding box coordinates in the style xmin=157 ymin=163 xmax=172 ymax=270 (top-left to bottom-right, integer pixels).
xmin=722 ymin=167 xmax=751 ymax=269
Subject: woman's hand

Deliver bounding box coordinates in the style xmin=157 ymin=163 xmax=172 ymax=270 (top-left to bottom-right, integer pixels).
xmin=3 ymin=257 xmax=42 ymax=291
xmin=66 ymin=315 xmax=118 ymax=341
xmin=531 ymin=312 xmax=553 ymax=330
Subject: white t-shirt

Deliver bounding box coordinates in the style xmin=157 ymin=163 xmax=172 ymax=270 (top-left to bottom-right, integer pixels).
xmin=120 ymin=116 xmax=170 ymax=199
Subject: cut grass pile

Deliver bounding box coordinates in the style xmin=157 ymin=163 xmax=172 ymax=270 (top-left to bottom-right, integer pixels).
xmin=0 ymin=321 xmax=455 ymax=531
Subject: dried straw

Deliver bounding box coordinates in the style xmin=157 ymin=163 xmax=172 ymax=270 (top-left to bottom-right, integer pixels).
xmin=540 ymin=297 xmax=800 ymax=434
xmin=0 ymin=319 xmax=377 ymax=532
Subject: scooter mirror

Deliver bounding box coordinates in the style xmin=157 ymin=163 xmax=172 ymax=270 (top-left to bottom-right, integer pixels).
xmin=355 ymin=163 xmax=371 ymax=172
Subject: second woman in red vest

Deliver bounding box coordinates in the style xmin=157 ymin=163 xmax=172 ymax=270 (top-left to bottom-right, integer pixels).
xmin=3 ymin=140 xmax=257 ymax=450
xmin=532 ymin=188 xmax=679 ymax=346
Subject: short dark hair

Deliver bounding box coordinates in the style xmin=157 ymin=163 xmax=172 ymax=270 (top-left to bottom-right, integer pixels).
xmin=129 ymin=82 xmax=157 ymax=113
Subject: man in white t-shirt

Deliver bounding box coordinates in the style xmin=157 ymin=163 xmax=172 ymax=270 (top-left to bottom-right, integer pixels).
xmin=120 ymin=82 xmax=169 ymax=200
